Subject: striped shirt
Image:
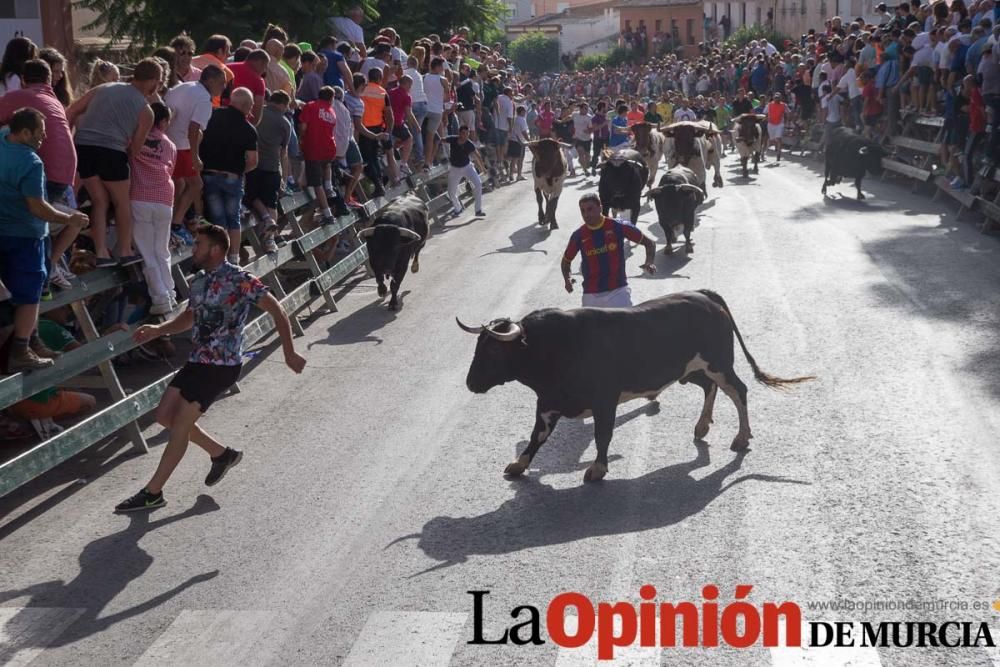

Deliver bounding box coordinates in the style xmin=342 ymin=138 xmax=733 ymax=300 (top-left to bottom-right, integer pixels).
xmin=563 ymin=217 xmax=644 ymax=294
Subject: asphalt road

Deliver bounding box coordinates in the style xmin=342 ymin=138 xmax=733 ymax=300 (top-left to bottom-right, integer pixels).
xmin=3 ymin=148 xmax=1000 ymax=667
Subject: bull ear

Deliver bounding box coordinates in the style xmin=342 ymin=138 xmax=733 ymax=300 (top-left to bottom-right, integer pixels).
xmin=858 ymin=146 xmax=869 ymax=155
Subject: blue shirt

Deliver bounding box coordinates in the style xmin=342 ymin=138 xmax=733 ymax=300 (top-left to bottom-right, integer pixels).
xmin=609 ymin=116 xmax=629 ymax=147
xmin=320 ymin=49 xmax=346 ymax=89
xmin=0 ymin=128 xmax=47 ymax=239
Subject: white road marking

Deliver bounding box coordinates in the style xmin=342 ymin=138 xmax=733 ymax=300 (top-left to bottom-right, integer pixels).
xmin=768 ymin=622 xmax=882 ymax=666
xmin=554 ymin=615 xmax=660 ymax=666
xmin=341 ymin=611 xmax=468 ymax=667
xmin=0 ymin=607 xmax=84 ymax=666
xmin=134 ymin=610 xmax=274 ymax=666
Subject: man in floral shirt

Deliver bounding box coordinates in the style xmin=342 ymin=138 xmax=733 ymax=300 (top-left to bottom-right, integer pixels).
xmin=116 ymin=224 xmax=306 ymax=512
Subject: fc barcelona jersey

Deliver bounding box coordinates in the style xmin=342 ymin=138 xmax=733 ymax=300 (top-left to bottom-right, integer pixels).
xmin=563 ymin=217 xmax=644 ymax=294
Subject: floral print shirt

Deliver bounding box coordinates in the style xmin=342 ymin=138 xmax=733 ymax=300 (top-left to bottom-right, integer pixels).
xmin=187 ymin=261 xmax=269 ymax=366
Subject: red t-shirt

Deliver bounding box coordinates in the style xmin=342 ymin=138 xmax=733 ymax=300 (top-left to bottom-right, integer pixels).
xmin=970 ymin=87 xmax=986 ymax=134
xmin=766 ymin=101 xmax=787 ymax=125
xmin=299 ymin=100 xmax=338 ymax=161
xmin=862 ymin=81 xmax=882 ymax=117
xmin=227 ymin=62 xmax=266 ymax=102
xmin=388 ymin=86 xmax=412 ymax=129
xmin=537 ymin=109 xmax=555 ymax=133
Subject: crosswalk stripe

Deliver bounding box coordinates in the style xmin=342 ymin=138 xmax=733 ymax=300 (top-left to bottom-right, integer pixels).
xmin=0 ymin=607 xmax=85 ymax=666
xmin=341 ymin=611 xmax=468 ymax=667
xmin=554 ymin=615 xmax=660 ymax=666
xmin=134 ymin=610 xmax=274 ymax=666
xmin=768 ymin=623 xmax=882 ymax=667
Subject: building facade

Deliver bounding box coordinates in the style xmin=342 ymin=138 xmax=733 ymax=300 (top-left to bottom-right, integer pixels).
xmin=507 ymin=3 xmax=622 ymax=55
xmin=616 ymin=0 xmax=706 ymax=58
xmin=1 ymin=0 xmax=74 ymax=57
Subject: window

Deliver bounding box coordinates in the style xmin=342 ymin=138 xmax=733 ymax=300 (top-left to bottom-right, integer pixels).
xmin=686 ymin=18 xmax=695 ymax=44
xmin=655 ymin=19 xmax=662 ymax=32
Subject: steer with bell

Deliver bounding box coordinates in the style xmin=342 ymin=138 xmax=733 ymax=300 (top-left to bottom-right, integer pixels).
xmin=458 ymin=290 xmax=814 ymax=483
xmin=358 ymin=194 xmax=429 ymax=311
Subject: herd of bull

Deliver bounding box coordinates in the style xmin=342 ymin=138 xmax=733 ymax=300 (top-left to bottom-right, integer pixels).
xmin=352 ymin=122 xmax=901 ymax=483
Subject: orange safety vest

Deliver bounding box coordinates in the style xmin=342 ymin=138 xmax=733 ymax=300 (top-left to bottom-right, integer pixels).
xmin=361 ymin=83 xmax=388 ymax=128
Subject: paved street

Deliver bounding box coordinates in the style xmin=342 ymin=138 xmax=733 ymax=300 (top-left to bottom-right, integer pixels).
xmin=2 ymin=150 xmax=1000 ymax=666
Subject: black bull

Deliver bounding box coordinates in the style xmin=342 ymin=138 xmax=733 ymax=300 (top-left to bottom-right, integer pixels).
xmin=598 ymin=148 xmax=648 ymax=224
xmin=647 ymin=166 xmax=704 ymax=255
xmin=360 ymin=194 xmax=429 ymax=311
xmin=822 ymin=126 xmax=888 ymax=200
xmin=459 ymin=290 xmax=814 ymax=483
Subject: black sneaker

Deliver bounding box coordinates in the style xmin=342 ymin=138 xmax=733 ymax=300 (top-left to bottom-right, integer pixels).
xmin=115 ymin=488 xmax=166 ymax=513
xmin=205 ymin=447 xmax=243 ymax=486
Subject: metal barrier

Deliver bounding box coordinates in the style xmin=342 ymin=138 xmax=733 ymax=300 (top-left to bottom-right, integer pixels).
xmin=0 ymin=160 xmax=487 ymax=498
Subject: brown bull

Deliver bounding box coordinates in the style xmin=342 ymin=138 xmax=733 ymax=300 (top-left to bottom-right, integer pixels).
xmin=528 ymin=138 xmax=570 ymax=230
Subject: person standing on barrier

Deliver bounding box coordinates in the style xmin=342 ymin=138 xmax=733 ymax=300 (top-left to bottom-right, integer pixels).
xmin=561 ymin=193 xmax=656 ymax=309
xmin=445 ymin=124 xmax=486 ymax=217
xmin=116 ymin=223 xmax=306 ymax=513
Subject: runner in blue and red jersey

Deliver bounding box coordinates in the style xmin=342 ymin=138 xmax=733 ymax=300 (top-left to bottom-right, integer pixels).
xmin=562 ymin=193 xmax=657 ymax=308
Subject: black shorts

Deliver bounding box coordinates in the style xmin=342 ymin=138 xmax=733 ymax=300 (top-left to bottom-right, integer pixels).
xmin=507 ymin=140 xmax=523 ymax=158
xmin=169 ymin=362 xmax=242 ymax=412
xmin=244 ymin=169 xmax=282 ymax=209
xmin=575 ymin=139 xmax=592 ymax=154
xmin=304 ymin=160 xmax=330 ymax=188
xmin=76 ymin=144 xmax=130 ymax=181
xmin=392 ymin=125 xmax=412 ymax=142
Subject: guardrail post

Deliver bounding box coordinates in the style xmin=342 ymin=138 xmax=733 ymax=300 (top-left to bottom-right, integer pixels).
xmin=68 ymin=300 xmax=149 ymax=454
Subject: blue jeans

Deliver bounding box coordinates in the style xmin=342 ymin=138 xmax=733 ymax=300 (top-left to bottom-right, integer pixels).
xmin=411 ymin=101 xmax=428 ymax=162
xmin=202 ymin=173 xmax=244 ymax=230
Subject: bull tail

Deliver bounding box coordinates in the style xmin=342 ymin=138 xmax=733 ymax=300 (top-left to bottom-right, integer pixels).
xmin=698 ymin=290 xmax=816 ymax=389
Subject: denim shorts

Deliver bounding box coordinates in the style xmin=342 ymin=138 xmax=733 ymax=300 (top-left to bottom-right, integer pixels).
xmin=0 ymin=236 xmax=48 ymax=305
xmin=202 ymin=173 xmax=244 ymax=231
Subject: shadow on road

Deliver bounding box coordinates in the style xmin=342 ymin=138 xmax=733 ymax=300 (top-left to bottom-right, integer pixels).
xmin=0 ymin=495 xmax=220 ymax=649
xmin=482 ymin=221 xmax=550 ymax=256
xmin=309 ymin=292 xmax=411 ymax=347
xmin=391 ymin=443 xmax=808 ymax=575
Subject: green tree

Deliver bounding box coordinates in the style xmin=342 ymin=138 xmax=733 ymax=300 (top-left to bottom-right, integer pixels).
xmin=507 ymin=32 xmax=560 ymax=74
xmin=73 ymin=0 xmax=379 ymax=47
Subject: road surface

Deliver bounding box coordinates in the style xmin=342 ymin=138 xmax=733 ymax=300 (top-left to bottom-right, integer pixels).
xmin=2 ymin=149 xmax=1000 ymax=666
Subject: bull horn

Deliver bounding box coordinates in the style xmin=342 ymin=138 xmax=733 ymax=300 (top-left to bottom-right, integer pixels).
xmin=485 ymin=321 xmax=522 ymax=342
xmin=645 ymin=186 xmax=665 ymax=198
xmin=357 ymin=226 xmax=376 ymax=239
xmin=396 ymin=227 xmax=422 ymax=242
xmin=456 ymin=318 xmax=484 ymax=334
xmin=677 ymin=183 xmax=704 ymax=195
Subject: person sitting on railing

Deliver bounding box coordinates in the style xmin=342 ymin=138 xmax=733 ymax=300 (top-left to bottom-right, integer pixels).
xmin=0 ymin=107 xmax=89 ymax=372
xmin=0 ymin=314 xmax=96 ymax=429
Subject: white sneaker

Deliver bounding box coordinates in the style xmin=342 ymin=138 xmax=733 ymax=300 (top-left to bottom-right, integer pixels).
xmin=48 ymin=263 xmax=73 ymax=289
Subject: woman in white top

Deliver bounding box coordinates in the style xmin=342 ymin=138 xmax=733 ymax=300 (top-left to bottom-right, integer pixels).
xmin=508 ymin=105 xmax=531 ymax=181
xmin=405 ymin=56 xmax=429 ymax=163
xmin=0 ymin=36 xmax=38 ymax=97
xmin=422 ymin=56 xmax=449 ymax=168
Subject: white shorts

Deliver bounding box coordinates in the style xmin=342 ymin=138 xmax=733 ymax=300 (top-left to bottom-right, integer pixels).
xmin=767 ymin=123 xmax=784 ymax=139
xmin=582 ymin=286 xmax=632 ymax=308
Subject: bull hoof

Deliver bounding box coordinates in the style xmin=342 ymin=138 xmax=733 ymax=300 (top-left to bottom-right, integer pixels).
xmin=411 ymin=259 xmax=420 ymax=274
xmin=663 ymin=244 xmax=674 ymax=255
xmin=694 ymin=418 xmax=712 ymax=440
xmin=376 ymin=284 xmax=387 ymax=298
xmin=387 ymin=300 xmax=398 ymax=311
xmin=714 ymin=178 xmax=723 ymax=188
xmin=583 ymin=462 xmax=607 ymax=483
xmin=504 ymin=455 xmax=531 ymax=477
xmin=753 ymin=167 xmax=759 ymax=175
xmin=857 ymin=192 xmax=866 ymax=200
xmin=549 ymin=221 xmax=559 ymax=230
xmin=538 ymin=215 xmax=546 ymax=225
xmin=685 ymin=242 xmax=694 ymax=254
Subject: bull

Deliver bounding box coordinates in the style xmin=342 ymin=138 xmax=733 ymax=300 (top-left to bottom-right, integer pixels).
xmin=822 ymin=127 xmax=888 ymax=200
xmin=598 ymin=148 xmax=648 ymax=224
xmin=662 ymin=121 xmax=723 ymax=192
xmin=733 ymin=114 xmax=765 ymax=178
xmin=358 ymin=194 xmax=428 ymax=311
xmin=646 ymin=166 xmax=705 ymax=255
xmin=528 ymin=138 xmax=569 ymax=230
xmin=458 ymin=290 xmax=814 ymax=483
xmin=630 ymin=121 xmax=666 ymax=188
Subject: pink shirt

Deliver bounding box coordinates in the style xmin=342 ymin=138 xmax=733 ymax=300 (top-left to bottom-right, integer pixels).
xmin=130 ymin=128 xmax=176 ymax=206
xmin=0 ymin=84 xmax=76 ymax=185
xmin=182 ymin=65 xmax=202 ymax=83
